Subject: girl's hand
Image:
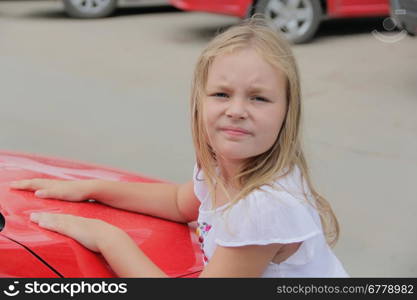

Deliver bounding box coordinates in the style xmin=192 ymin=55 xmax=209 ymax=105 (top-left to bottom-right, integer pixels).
xmin=30 ymin=212 xmax=167 ymax=277
xmin=30 ymin=212 xmax=120 ymax=252
xmin=10 ymin=179 xmax=97 ymax=202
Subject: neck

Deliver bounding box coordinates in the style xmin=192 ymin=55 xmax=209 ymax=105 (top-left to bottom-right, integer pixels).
xmin=216 ymin=157 xmax=244 ymax=189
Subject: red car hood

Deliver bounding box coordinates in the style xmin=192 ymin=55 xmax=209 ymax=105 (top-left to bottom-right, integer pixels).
xmin=0 ymin=151 xmax=203 ymax=278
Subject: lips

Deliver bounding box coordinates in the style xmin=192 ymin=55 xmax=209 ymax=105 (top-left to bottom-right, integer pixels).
xmin=219 ymin=126 xmax=251 ymax=135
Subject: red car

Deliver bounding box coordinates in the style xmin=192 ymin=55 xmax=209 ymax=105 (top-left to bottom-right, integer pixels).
xmin=170 ymin=0 xmax=390 ymax=43
xmin=0 ymin=151 xmax=203 ymax=278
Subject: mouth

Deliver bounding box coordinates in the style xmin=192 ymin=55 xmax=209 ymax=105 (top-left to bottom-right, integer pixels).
xmin=219 ymin=127 xmax=251 ymax=137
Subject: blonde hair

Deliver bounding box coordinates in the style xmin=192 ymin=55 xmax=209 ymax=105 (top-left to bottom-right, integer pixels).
xmin=190 ymin=17 xmax=339 ymax=247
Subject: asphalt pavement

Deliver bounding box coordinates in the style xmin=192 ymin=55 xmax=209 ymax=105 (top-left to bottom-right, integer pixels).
xmin=0 ymin=0 xmax=416 ymax=277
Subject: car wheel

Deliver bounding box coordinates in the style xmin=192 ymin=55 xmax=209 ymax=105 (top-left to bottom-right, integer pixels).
xmin=254 ymin=0 xmax=323 ymax=44
xmin=63 ymin=0 xmax=118 ymax=18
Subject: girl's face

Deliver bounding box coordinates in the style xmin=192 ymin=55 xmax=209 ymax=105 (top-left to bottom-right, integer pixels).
xmin=203 ymin=47 xmax=288 ymax=165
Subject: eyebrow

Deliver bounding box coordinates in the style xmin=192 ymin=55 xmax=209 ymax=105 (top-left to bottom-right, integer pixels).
xmin=206 ymin=84 xmax=231 ymax=91
xmin=206 ymin=84 xmax=271 ymax=94
xmin=247 ymin=86 xmax=269 ymax=94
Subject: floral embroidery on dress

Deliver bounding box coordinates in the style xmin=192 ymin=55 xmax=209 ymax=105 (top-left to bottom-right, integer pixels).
xmin=196 ymin=222 xmax=212 ymax=263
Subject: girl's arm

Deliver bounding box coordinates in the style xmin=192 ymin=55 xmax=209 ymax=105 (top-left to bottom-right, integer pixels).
xmin=30 ymin=211 xmax=290 ymax=278
xmin=30 ymin=212 xmax=168 ymax=277
xmin=11 ymin=179 xmax=200 ymax=223
xmin=26 ymin=181 xmax=201 ymax=277
xmin=98 ymin=225 xmax=167 ymax=277
xmin=15 ymin=180 xmax=293 ymax=277
xmin=90 ymin=180 xmax=199 ymax=223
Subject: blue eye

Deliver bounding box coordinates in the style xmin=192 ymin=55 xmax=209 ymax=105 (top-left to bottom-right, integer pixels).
xmin=252 ymin=96 xmax=269 ymax=102
xmin=213 ymin=93 xmax=229 ymax=98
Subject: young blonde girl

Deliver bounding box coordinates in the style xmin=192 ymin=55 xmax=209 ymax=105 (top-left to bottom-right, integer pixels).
xmin=10 ymin=17 xmax=348 ymax=277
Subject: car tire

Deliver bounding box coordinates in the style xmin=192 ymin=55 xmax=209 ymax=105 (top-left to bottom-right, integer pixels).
xmin=254 ymin=0 xmax=323 ymax=44
xmin=63 ymin=0 xmax=118 ymax=18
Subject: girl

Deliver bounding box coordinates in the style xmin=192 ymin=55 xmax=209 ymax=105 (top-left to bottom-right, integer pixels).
xmin=10 ymin=17 xmax=348 ymax=277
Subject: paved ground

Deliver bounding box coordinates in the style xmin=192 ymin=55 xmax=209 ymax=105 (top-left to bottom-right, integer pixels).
xmin=1 ymin=0 xmax=416 ymax=277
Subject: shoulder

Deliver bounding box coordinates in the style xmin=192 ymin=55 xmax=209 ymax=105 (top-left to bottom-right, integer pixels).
xmin=242 ymin=165 xmax=315 ymax=212
xmin=192 ymin=163 xmax=208 ymax=203
xmin=263 ymin=165 xmax=313 ymax=202
xmin=224 ymin=178 xmax=319 ymax=233
xmin=214 ymin=178 xmax=322 ymax=247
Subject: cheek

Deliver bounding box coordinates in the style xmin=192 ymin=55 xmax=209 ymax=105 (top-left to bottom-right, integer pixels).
xmin=260 ymin=109 xmax=287 ymax=144
xmin=202 ymin=103 xmax=217 ymax=142
xmin=202 ymin=102 xmax=220 ymax=131
xmin=201 ymin=105 xmax=210 ymax=133
xmin=274 ymin=112 xmax=286 ymax=135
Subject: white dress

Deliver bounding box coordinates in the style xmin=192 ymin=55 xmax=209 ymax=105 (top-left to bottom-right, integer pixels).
xmin=193 ymin=164 xmax=349 ymax=277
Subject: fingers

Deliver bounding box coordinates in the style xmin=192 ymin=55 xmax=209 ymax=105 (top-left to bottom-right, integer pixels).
xmin=10 ymin=179 xmax=86 ymax=201
xmin=30 ymin=212 xmax=67 ymax=233
xmin=31 ymin=213 xmax=85 ymax=247
xmin=30 ymin=212 xmax=82 ymax=238
xmin=30 ymin=212 xmax=104 ymax=252
xmin=10 ymin=179 xmax=49 ymax=191
xmin=34 ymin=189 xmax=53 ymax=199
xmin=10 ymin=179 xmax=64 ymax=200
xmin=31 ymin=212 xmax=92 ymax=234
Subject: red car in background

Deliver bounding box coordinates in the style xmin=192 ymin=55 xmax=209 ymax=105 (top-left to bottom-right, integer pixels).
xmin=0 ymin=151 xmax=203 ymax=278
xmin=170 ymin=0 xmax=390 ymax=43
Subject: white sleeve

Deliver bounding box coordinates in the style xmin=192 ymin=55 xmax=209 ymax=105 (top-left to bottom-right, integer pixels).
xmin=192 ymin=163 xmax=207 ymax=203
xmin=214 ymin=187 xmax=323 ymax=263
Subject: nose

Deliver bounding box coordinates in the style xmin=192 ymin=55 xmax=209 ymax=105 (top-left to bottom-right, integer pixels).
xmin=225 ymin=97 xmax=248 ymax=120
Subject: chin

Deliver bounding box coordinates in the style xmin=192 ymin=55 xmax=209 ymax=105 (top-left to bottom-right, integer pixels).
xmin=216 ymin=148 xmax=253 ymax=162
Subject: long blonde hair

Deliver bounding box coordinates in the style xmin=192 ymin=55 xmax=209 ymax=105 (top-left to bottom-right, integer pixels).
xmin=190 ymin=17 xmax=339 ymax=247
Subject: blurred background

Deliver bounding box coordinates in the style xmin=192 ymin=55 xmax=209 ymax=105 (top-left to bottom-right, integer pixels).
xmin=1 ymin=0 xmax=416 ymax=277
